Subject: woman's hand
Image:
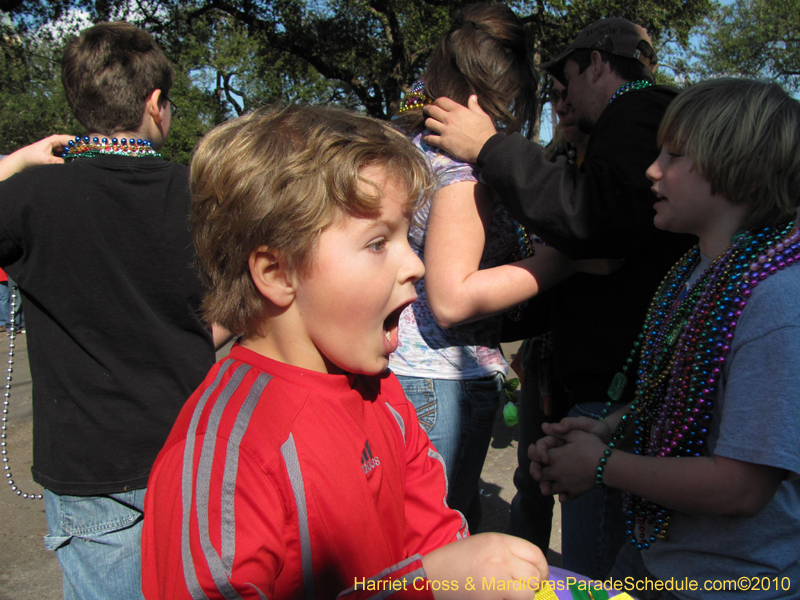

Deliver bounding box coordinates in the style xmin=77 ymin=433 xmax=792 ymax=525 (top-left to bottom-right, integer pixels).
xmin=0 ymin=135 xmax=74 ymax=181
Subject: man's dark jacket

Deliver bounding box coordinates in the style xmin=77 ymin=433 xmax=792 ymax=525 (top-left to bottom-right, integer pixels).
xmin=480 ymin=85 xmax=695 ymax=401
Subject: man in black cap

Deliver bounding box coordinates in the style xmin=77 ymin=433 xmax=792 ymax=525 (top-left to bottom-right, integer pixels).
xmin=423 ymin=17 xmax=694 ymax=579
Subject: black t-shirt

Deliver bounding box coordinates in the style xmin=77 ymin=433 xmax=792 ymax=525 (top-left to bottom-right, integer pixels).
xmin=0 ymin=155 xmax=215 ymax=495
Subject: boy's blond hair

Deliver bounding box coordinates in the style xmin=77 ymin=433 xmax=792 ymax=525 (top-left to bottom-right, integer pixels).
xmin=658 ymin=77 xmax=800 ymax=231
xmin=191 ymin=104 xmax=433 ymax=337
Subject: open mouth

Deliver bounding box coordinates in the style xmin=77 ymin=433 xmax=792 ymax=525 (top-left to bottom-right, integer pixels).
xmin=383 ymin=298 xmax=415 ymax=347
xmin=383 ymin=303 xmax=406 ymax=341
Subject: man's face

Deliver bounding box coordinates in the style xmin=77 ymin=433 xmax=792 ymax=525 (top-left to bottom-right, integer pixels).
xmin=562 ymin=58 xmax=601 ymax=135
xmin=551 ymin=80 xmax=582 ymax=145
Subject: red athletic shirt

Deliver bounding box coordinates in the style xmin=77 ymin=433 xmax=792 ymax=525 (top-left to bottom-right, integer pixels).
xmin=142 ymin=344 xmax=468 ymax=600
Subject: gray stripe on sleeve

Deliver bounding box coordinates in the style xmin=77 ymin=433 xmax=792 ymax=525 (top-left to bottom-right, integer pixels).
xmin=280 ymin=433 xmax=315 ymax=600
xmin=181 ymin=359 xmax=234 ymax=600
xmin=384 ymin=402 xmax=405 ymax=445
xmin=194 ymin=363 xmax=252 ymax=600
xmin=245 ymin=582 xmax=270 ymax=599
xmin=220 ymin=373 xmax=273 ymax=573
xmin=427 ymin=447 xmax=448 ymax=497
xmin=427 ymin=448 xmax=468 ymax=539
xmin=336 ymin=555 xmax=424 ymax=599
xmin=362 ymin=567 xmax=424 ymax=599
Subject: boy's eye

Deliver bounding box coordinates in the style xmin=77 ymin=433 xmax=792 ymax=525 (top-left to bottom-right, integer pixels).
xmin=367 ymin=238 xmax=387 ymax=252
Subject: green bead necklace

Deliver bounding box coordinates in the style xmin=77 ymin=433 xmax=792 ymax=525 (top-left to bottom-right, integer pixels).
xmin=596 ymin=221 xmax=800 ymax=550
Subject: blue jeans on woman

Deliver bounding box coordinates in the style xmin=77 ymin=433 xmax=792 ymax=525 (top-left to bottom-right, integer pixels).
xmin=395 ymin=373 xmax=503 ymax=529
xmin=45 ymin=488 xmax=147 ymax=600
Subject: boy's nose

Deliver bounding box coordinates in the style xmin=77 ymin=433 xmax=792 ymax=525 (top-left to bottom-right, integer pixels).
xmin=645 ymin=160 xmax=661 ymax=182
xmin=401 ymin=245 xmax=425 ymax=284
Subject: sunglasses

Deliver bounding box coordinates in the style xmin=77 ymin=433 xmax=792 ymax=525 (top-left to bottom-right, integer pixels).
xmin=548 ymin=87 xmax=569 ymax=104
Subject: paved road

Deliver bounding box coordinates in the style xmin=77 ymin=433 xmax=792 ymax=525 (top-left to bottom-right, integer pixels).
xmin=0 ymin=339 xmax=560 ymax=599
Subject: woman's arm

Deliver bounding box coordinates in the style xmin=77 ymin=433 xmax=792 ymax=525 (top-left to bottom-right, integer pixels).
xmin=423 ymin=180 xmax=581 ymax=328
xmin=0 ymin=135 xmax=73 ymax=181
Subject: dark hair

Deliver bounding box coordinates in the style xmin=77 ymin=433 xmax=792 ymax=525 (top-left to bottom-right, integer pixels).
xmin=396 ymin=3 xmax=538 ymax=138
xmin=569 ymin=40 xmax=656 ymax=84
xmin=62 ymin=22 xmax=173 ymax=133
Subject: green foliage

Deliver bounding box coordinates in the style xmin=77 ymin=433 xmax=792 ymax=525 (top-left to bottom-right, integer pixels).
xmin=1 ymin=0 xmax=714 ymax=154
xmin=0 ymin=26 xmax=84 ymax=155
xmin=159 ymin=70 xmax=218 ymax=165
xmin=697 ymin=0 xmax=800 ymax=91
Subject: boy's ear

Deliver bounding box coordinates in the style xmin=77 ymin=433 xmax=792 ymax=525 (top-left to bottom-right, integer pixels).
xmin=248 ymin=246 xmax=297 ymax=308
xmin=145 ymin=89 xmax=165 ymax=124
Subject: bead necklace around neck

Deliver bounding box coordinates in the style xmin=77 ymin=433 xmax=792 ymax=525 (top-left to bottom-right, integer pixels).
xmin=397 ymin=80 xmax=433 ymax=114
xmin=62 ymin=136 xmax=161 ymax=162
xmin=601 ymin=220 xmax=800 ymax=550
xmin=608 ymin=79 xmax=653 ymax=105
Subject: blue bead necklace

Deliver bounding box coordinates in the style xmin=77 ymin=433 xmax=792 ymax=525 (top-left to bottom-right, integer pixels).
xmin=62 ymin=136 xmax=161 ymax=161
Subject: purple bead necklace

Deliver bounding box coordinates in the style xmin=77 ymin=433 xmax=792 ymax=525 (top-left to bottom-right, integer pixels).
xmin=598 ymin=220 xmax=800 ymax=549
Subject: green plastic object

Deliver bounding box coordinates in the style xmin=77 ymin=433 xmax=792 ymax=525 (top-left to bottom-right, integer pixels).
xmin=503 ymin=400 xmax=519 ymax=427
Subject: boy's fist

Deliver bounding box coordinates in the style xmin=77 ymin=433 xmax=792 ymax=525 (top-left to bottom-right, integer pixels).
xmin=423 ymin=532 xmax=548 ymax=600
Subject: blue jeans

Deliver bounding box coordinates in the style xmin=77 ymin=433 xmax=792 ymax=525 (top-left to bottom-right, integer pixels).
xmin=561 ymin=401 xmax=628 ymax=581
xmin=0 ymin=282 xmax=8 ymax=329
xmin=7 ymin=277 xmax=23 ymax=330
xmin=396 ymin=373 xmax=503 ymax=528
xmin=44 ymin=489 xmax=146 ymax=600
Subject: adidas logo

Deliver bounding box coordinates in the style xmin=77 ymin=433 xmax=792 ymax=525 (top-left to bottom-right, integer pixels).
xmin=360 ymin=440 xmax=381 ymax=474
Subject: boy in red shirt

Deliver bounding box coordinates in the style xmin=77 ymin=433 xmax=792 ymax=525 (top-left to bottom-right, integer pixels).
xmin=141 ymin=105 xmax=547 ymax=599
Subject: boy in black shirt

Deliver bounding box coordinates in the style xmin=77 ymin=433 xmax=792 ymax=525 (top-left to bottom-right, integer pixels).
xmin=0 ymin=22 xmax=217 ymax=600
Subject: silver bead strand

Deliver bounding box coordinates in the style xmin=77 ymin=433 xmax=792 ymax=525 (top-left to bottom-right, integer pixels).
xmin=1 ymin=285 xmax=42 ymax=500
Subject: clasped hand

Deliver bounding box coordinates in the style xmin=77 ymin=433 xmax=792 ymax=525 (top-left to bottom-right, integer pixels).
xmin=528 ymin=417 xmax=611 ymax=501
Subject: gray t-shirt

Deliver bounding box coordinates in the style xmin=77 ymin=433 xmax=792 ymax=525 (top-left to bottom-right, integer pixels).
xmin=642 ymin=259 xmax=800 ymax=599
